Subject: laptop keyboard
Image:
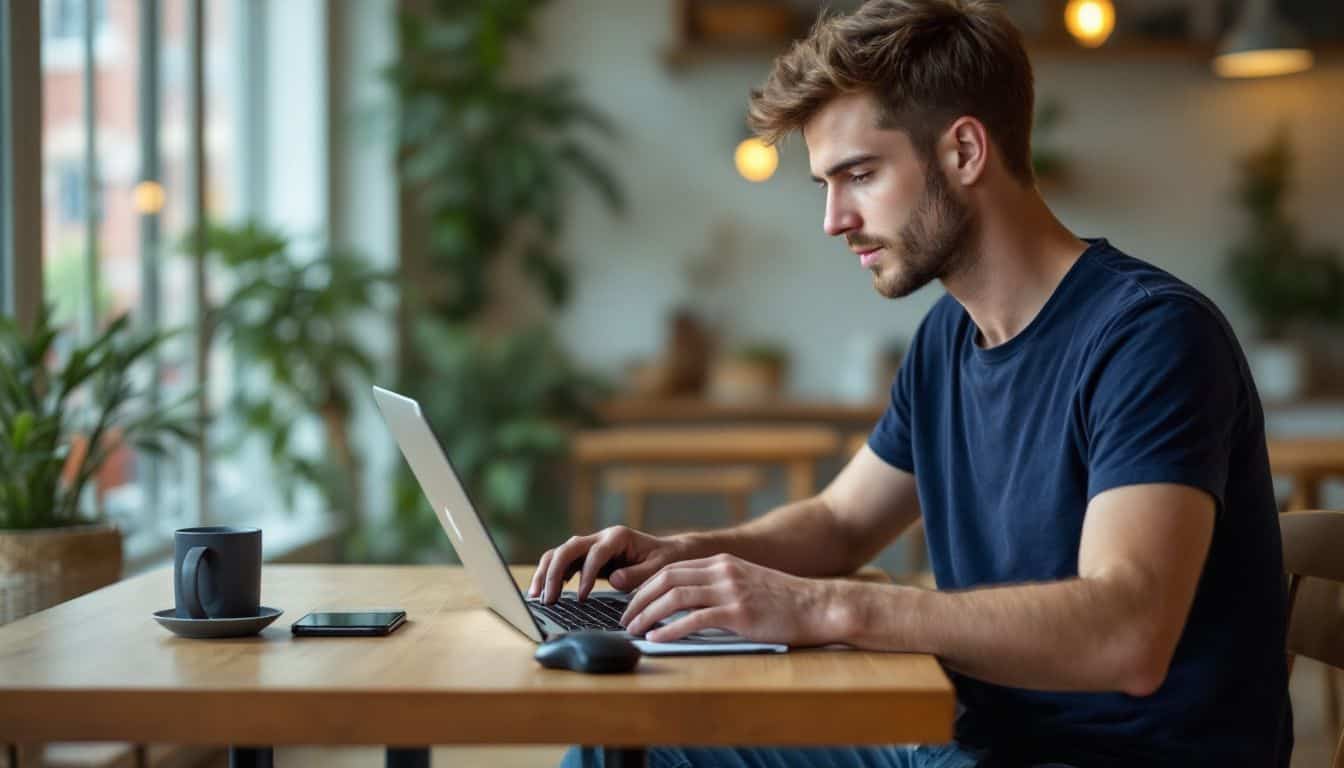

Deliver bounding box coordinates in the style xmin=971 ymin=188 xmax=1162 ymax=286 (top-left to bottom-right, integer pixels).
xmin=527 ymin=596 xmax=633 ymax=632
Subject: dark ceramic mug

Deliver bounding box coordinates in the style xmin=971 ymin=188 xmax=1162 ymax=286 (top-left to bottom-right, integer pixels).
xmin=173 ymin=526 xmax=262 ymax=619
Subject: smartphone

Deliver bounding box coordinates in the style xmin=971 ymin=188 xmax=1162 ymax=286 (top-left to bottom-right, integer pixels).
xmin=291 ymin=610 xmax=407 ymax=637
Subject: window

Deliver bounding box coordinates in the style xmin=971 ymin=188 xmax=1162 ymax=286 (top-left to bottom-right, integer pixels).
xmin=55 ymin=163 xmax=84 ymax=223
xmin=36 ymin=0 xmax=306 ymax=565
xmin=43 ymin=0 xmax=108 ymax=41
xmin=0 ymin=1 xmax=9 ymax=308
xmin=14 ymin=0 xmax=358 ymax=568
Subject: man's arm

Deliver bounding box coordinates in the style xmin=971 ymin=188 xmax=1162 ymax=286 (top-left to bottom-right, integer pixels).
xmin=831 ymin=482 xmax=1214 ymax=696
xmin=676 ymin=445 xmax=921 ymax=578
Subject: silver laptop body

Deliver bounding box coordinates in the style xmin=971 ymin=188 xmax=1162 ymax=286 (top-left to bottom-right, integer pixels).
xmin=371 ymin=385 xmax=787 ymax=656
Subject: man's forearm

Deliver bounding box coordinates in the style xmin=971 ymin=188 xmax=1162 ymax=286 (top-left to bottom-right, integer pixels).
xmin=673 ymin=497 xmax=861 ymax=578
xmin=833 ymin=574 xmax=1169 ymax=696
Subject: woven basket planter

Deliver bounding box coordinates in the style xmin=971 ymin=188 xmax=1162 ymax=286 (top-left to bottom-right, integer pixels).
xmin=0 ymin=522 xmax=122 ymax=625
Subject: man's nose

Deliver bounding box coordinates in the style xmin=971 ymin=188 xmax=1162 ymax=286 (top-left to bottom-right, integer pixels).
xmin=823 ymin=191 xmax=860 ymax=237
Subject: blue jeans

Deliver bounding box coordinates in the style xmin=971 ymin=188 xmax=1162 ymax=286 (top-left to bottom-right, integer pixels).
xmin=558 ymin=744 xmax=989 ymax=768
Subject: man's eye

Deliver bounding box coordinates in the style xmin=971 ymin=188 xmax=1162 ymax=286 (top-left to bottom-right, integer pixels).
xmin=851 ymin=172 xmax=872 ymax=184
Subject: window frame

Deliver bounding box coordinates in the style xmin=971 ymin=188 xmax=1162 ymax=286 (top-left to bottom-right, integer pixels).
xmin=1 ymin=0 xmax=44 ymax=326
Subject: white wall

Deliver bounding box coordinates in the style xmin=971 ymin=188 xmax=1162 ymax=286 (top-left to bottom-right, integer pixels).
xmin=523 ymin=1 xmax=1344 ymax=398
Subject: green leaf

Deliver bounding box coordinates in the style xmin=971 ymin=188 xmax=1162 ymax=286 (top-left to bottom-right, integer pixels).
xmin=10 ymin=411 xmax=34 ymax=451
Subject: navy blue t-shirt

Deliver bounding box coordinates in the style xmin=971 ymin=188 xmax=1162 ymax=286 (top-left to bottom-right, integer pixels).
xmin=869 ymin=240 xmax=1292 ymax=767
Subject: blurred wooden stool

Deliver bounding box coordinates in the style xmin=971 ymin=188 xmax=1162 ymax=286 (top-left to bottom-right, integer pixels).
xmin=605 ymin=467 xmax=766 ymax=532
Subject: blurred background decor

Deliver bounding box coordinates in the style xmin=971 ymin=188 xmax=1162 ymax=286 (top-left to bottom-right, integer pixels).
xmin=1225 ymin=128 xmax=1344 ymax=402
xmin=709 ymin=342 xmax=791 ymax=402
xmin=367 ymin=0 xmax=625 ymax=563
xmin=0 ymin=306 xmax=194 ymax=624
xmin=625 ymin=309 xmax=718 ymax=399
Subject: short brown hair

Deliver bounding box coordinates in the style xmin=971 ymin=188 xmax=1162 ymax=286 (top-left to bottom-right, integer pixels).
xmin=748 ymin=0 xmax=1036 ymax=184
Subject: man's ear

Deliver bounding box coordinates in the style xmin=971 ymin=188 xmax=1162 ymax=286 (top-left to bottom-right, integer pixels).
xmin=940 ymin=116 xmax=989 ymax=187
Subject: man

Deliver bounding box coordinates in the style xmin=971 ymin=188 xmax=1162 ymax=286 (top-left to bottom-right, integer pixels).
xmin=540 ymin=1 xmax=1293 ymax=765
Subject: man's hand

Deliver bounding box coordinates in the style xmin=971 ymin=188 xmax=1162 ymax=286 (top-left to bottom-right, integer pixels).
xmin=528 ymin=526 xmax=700 ymax=604
xmin=620 ymin=553 xmax=844 ymax=645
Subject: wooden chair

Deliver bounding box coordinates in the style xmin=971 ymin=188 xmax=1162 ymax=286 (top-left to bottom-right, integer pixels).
xmin=1280 ymin=510 xmax=1344 ymax=767
xmin=605 ymin=467 xmax=765 ymax=532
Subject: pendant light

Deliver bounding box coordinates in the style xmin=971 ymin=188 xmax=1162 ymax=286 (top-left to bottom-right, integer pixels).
xmin=1213 ymin=0 xmax=1314 ymax=79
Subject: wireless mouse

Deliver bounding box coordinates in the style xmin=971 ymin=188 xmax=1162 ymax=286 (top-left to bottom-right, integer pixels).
xmin=534 ymin=631 xmax=642 ymax=674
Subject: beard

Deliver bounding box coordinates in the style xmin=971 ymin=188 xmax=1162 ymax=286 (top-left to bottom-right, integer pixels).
xmin=850 ymin=164 xmax=976 ymax=299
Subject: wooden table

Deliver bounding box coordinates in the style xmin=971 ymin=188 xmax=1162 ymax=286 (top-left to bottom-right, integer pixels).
xmin=1268 ymin=437 xmax=1344 ymax=510
xmin=0 ymin=565 xmax=954 ymax=766
xmin=569 ymin=427 xmax=843 ymax=534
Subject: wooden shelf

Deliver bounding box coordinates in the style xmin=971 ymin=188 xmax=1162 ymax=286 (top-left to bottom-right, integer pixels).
xmin=663 ymin=0 xmax=802 ymax=73
xmin=661 ymin=39 xmax=793 ymax=71
xmin=660 ymin=0 xmax=1344 ymax=72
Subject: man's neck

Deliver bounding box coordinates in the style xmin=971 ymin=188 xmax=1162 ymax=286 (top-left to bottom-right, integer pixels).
xmin=942 ymin=186 xmax=1088 ymax=349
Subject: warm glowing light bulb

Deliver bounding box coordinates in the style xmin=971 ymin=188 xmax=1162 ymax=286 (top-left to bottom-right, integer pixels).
xmin=734 ymin=137 xmax=778 ymax=183
xmin=1064 ymin=0 xmax=1115 ymax=48
xmin=132 ymin=180 xmax=166 ymax=214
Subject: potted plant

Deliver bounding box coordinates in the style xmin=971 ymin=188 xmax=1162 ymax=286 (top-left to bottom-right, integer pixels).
xmin=709 ymin=342 xmax=790 ymax=402
xmin=1225 ymin=129 xmax=1344 ymax=401
xmin=0 ymin=306 xmax=195 ymax=624
xmin=371 ymin=0 xmax=625 ymax=561
xmin=191 ymin=222 xmax=394 ymax=528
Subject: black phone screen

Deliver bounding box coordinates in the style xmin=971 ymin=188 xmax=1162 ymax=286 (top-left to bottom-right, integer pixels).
xmin=292 ymin=611 xmax=406 ymax=635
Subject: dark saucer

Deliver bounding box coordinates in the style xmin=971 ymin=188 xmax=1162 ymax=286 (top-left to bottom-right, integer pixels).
xmin=152 ymin=606 xmax=283 ymax=639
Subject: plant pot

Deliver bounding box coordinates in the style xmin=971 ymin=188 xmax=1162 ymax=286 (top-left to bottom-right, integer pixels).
xmin=709 ymin=356 xmax=787 ymax=402
xmin=1247 ymin=339 xmax=1309 ymax=404
xmin=0 ymin=522 xmax=122 ymax=625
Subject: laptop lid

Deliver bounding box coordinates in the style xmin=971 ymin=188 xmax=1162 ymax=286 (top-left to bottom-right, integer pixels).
xmin=371 ymin=386 xmax=546 ymax=643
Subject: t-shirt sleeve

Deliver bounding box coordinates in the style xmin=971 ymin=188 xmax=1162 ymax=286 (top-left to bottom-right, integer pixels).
xmin=868 ymin=338 xmax=918 ymax=473
xmin=1082 ymin=295 xmax=1246 ymax=509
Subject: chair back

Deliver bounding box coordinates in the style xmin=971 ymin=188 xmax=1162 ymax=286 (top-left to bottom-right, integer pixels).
xmin=1280 ymin=510 xmax=1344 ymax=767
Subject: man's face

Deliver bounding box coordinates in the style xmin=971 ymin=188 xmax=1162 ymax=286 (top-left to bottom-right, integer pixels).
xmin=804 ymin=93 xmax=974 ymax=299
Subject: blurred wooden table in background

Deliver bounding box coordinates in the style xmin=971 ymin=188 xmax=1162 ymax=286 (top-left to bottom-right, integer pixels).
xmin=569 ymin=427 xmax=842 ymax=534
xmin=1268 ymin=437 xmax=1344 ymax=511
xmin=598 ymin=398 xmax=884 ymax=426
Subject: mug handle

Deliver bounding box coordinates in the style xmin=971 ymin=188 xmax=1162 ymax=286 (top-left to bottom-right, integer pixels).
xmin=180 ymin=546 xmax=210 ymax=619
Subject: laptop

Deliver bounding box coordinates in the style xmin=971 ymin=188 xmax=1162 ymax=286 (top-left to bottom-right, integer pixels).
xmin=372 ymin=385 xmax=788 ymax=656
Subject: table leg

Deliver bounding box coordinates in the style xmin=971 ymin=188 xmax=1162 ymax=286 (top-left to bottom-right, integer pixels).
xmin=1285 ymin=471 xmax=1322 ymax=512
xmin=571 ymin=465 xmax=597 ymax=534
xmin=386 ymin=746 xmax=431 ymax=768
xmin=786 ymin=460 xmax=815 ymax=501
xmin=580 ymin=747 xmax=648 ymax=768
xmin=228 ymin=746 xmax=273 ymax=768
